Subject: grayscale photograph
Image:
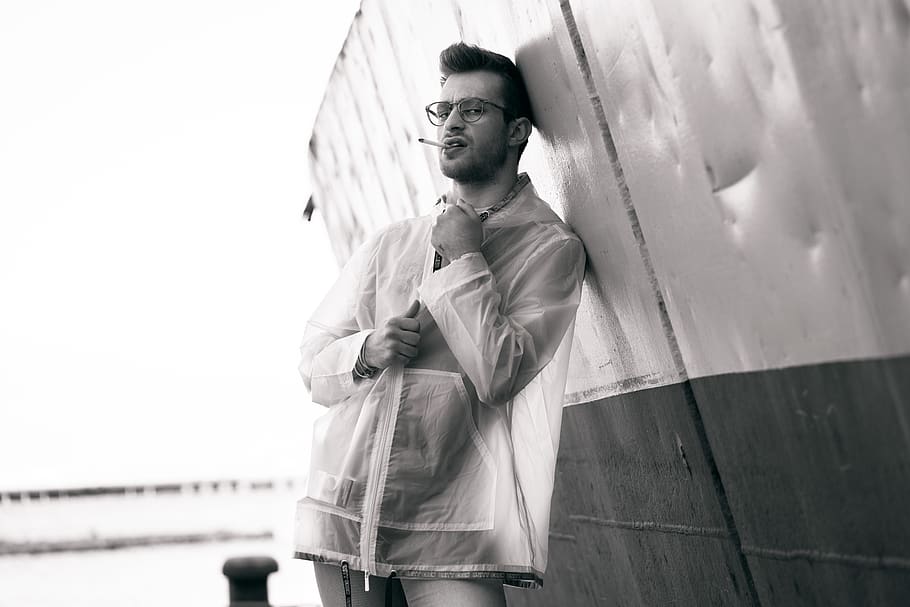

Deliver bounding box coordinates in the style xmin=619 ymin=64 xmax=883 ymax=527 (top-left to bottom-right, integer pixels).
xmin=2 ymin=1 xmax=908 ymax=606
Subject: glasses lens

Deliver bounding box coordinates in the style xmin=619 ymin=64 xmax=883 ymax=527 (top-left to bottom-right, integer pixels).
xmin=427 ymin=102 xmax=453 ymax=126
xmin=458 ymin=98 xmax=485 ymax=123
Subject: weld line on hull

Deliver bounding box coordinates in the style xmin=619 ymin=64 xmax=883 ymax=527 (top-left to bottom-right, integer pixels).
xmin=569 ymin=514 xmax=731 ymax=539
xmin=742 ymin=545 xmax=910 ymax=571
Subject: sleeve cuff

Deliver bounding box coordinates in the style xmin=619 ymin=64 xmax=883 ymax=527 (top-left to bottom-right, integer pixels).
xmin=418 ymin=252 xmax=489 ymax=306
xmin=310 ymin=329 xmax=375 ymax=399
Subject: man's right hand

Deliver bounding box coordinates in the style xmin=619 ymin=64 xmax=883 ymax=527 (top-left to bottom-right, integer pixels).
xmin=362 ymin=300 xmax=421 ymax=369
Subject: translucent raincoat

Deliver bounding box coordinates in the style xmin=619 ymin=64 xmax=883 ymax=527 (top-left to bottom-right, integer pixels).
xmin=295 ymin=175 xmax=585 ymax=588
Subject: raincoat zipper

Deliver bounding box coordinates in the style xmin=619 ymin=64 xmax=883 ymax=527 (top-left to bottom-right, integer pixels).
xmin=359 ymin=365 xmax=403 ymax=586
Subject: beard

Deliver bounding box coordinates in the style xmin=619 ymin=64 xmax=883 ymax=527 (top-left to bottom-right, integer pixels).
xmin=439 ymin=134 xmax=509 ymax=184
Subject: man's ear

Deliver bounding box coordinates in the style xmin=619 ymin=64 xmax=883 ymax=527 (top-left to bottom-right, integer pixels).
xmin=508 ymin=117 xmax=532 ymax=148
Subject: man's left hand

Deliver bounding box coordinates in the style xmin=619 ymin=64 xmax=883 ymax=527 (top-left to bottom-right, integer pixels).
xmin=431 ymin=199 xmax=483 ymax=262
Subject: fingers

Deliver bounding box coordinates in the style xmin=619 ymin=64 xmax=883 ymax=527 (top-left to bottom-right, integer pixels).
xmin=403 ymin=300 xmax=420 ymax=318
xmin=365 ymin=315 xmax=423 ymax=369
xmin=367 ymin=339 xmax=419 ymax=368
xmin=370 ymin=301 xmax=422 ymax=368
xmin=445 ymin=200 xmax=467 ymax=217
xmin=393 ymin=302 xmax=421 ymax=332
xmin=394 ymin=317 xmax=420 ymax=333
xmin=390 ymin=328 xmax=420 ymax=357
xmin=397 ymin=343 xmax=419 ymax=358
xmin=387 ymin=322 xmax=421 ymax=346
xmin=397 ymin=329 xmax=420 ymax=346
xmin=455 ymin=198 xmax=479 ymax=219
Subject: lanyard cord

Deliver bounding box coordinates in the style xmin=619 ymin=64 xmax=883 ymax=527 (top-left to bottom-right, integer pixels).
xmin=432 ymin=173 xmax=529 ymax=272
xmin=340 ymin=561 xmax=353 ymax=607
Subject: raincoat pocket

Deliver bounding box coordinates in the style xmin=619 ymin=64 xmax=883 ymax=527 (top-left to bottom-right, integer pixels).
xmin=380 ymin=369 xmax=496 ymax=531
xmin=305 ymin=390 xmax=379 ymax=521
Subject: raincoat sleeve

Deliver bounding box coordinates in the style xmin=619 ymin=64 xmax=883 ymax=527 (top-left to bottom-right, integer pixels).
xmin=299 ymin=237 xmax=378 ymax=407
xmin=418 ymin=232 xmax=585 ymax=405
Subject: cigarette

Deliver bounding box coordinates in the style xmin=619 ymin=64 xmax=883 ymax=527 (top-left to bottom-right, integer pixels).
xmin=418 ymin=137 xmax=447 ymax=148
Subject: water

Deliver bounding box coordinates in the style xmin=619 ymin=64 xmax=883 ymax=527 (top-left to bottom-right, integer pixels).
xmin=0 ymin=482 xmax=322 ymax=606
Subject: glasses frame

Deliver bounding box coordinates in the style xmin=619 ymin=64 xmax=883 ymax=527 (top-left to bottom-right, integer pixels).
xmin=425 ymin=97 xmax=513 ymax=126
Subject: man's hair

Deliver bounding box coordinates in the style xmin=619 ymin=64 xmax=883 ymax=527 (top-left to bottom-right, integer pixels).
xmin=439 ymin=42 xmax=535 ymax=128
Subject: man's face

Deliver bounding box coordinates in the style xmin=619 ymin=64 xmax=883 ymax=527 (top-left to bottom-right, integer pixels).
xmin=436 ymin=70 xmax=511 ymax=184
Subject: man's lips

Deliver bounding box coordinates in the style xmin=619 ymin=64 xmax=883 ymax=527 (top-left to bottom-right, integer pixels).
xmin=443 ymin=138 xmax=468 ymax=148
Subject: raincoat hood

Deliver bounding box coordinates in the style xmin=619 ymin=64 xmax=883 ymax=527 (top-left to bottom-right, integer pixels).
xmin=296 ymin=175 xmax=585 ymax=588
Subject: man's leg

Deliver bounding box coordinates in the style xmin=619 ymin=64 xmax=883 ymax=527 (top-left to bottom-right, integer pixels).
xmin=401 ymin=577 xmax=507 ymax=607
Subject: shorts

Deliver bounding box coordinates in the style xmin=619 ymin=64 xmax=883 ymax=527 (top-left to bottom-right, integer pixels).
xmin=313 ymin=562 xmax=507 ymax=607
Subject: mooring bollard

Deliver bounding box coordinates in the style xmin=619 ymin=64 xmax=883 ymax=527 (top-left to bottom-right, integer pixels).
xmin=223 ymin=556 xmax=278 ymax=606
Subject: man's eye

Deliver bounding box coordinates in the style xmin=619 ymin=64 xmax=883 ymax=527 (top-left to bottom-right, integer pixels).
xmin=463 ymin=108 xmax=482 ymax=116
xmin=436 ymin=109 xmax=451 ymax=119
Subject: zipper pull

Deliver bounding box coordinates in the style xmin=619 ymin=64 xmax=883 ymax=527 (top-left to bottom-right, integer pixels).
xmin=364 ymin=570 xmax=370 ymax=592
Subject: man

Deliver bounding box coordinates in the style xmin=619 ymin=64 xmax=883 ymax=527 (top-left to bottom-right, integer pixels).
xmin=296 ymin=42 xmax=586 ymax=606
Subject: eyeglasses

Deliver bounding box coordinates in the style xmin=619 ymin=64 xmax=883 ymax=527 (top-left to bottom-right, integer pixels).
xmin=425 ymin=97 xmax=511 ymax=126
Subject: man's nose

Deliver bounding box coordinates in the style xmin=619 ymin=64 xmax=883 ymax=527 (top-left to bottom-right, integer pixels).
xmin=442 ymin=108 xmax=465 ymax=130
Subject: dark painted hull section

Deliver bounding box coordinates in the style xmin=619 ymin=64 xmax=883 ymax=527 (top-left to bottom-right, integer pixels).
xmin=508 ymin=355 xmax=910 ymax=606
xmin=695 ymin=355 xmax=910 ymax=607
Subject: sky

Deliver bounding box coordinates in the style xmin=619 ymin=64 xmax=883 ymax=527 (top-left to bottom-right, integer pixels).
xmin=0 ymin=1 xmax=361 ymax=490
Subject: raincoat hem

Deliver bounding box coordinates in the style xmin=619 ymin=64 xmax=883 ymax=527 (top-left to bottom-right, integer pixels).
xmin=292 ymin=551 xmax=542 ymax=588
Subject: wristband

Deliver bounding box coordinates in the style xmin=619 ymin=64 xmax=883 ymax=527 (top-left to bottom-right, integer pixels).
xmin=353 ymin=342 xmax=377 ymax=379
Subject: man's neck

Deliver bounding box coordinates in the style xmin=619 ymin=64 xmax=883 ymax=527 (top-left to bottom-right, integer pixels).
xmin=451 ymin=168 xmax=520 ymax=209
